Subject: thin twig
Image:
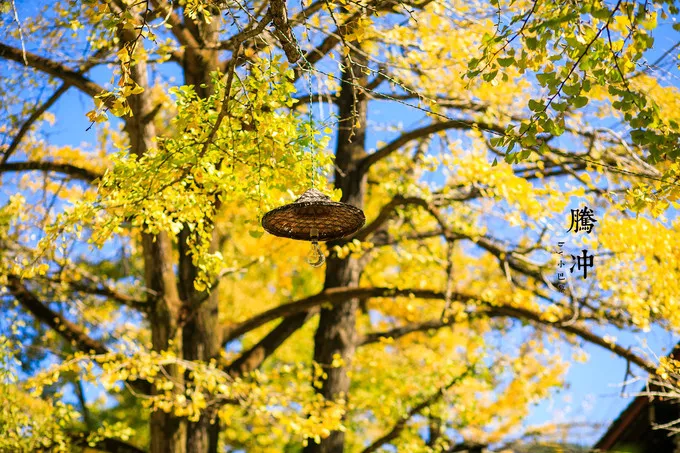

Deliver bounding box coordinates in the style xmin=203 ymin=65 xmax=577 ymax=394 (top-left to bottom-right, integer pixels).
xmin=10 ymin=0 xmax=27 ymax=65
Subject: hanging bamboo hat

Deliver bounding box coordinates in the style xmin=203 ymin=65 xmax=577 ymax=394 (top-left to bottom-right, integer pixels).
xmin=261 ymin=188 xmax=365 ymax=241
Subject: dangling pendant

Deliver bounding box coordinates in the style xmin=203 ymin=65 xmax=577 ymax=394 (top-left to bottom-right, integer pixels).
xmin=306 ymin=240 xmax=325 ymax=267
xmin=306 ymin=228 xmax=325 ymax=267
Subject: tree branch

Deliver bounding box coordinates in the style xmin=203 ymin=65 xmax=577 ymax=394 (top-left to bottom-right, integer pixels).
xmin=1 ymin=46 xmax=111 ymax=164
xmin=7 ymin=275 xmax=154 ymax=395
xmin=43 ymin=276 xmax=147 ymax=312
xmin=292 ymin=0 xmax=400 ymax=78
xmin=224 ymin=311 xmax=312 ymax=376
xmin=7 ymin=275 xmax=109 ymax=355
xmin=270 ymin=0 xmax=302 ymax=63
xmin=358 ymin=318 xmax=453 ymax=345
xmin=353 ymin=149 xmax=592 ymax=244
xmin=218 ymin=0 xmax=324 ymax=51
xmin=351 ymin=196 xmax=409 ymax=242
xmin=352 ymin=195 xmax=461 ymax=242
xmin=354 ymin=194 xmax=548 ymax=285
xmin=75 ymin=379 xmax=93 ymax=430
xmin=221 ymin=287 xmax=454 ymax=344
xmin=493 ymin=303 xmax=656 ymax=374
xmin=148 ymin=0 xmax=201 ymax=50
xmin=361 ymin=367 xmax=474 ymax=453
xmin=199 ymin=12 xmax=274 ymax=157
xmin=289 ymin=0 xmax=326 ymax=27
xmin=360 ymin=119 xmax=505 ymax=170
xmin=0 ymin=161 xmax=102 ymax=182
xmin=1 ymin=84 xmax=70 ymax=165
xmin=222 ymin=286 xmax=657 ymax=375
xmin=371 ymin=229 xmax=445 ymax=247
xmin=0 ymin=43 xmax=107 ymax=101
xmin=69 ymin=432 xmax=147 ymax=453
xmin=361 ymin=304 xmax=656 ymax=375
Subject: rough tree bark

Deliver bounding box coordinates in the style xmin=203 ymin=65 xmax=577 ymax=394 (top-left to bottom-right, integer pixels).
xmin=124 ymin=5 xmax=224 ymax=452
xmin=304 ymin=48 xmax=368 ymax=453
xmin=179 ymin=14 xmax=222 ymax=453
xmin=127 ymin=50 xmax=187 ymax=453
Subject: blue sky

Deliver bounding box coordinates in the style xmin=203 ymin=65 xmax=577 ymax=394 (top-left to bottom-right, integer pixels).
xmin=3 ymin=0 xmax=680 ymax=449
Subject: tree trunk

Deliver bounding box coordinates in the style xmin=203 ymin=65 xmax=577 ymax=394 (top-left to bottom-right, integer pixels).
xmin=142 ymin=232 xmax=186 ymax=453
xmin=179 ymin=228 xmax=222 ymax=453
xmin=125 ymin=42 xmax=187 ymax=453
xmin=180 ymin=15 xmax=222 ymax=453
xmin=304 ymin=49 xmax=368 ymax=453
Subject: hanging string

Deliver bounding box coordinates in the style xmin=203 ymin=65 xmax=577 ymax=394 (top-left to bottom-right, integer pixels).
xmin=302 ymin=65 xmax=324 ymax=265
xmin=297 ymin=15 xmax=325 ymax=264
xmin=294 ymin=0 xmax=319 ymax=190
xmin=303 ymin=63 xmax=317 ymax=189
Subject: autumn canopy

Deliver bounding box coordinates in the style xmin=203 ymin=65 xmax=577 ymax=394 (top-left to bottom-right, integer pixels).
xmin=1 ymin=0 xmax=680 ymax=452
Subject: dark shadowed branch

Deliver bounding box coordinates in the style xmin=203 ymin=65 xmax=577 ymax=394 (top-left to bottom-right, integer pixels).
xmin=0 ymin=161 xmax=102 ymax=183
xmin=1 ymin=84 xmax=70 ymax=165
xmin=224 ymin=311 xmax=312 ymax=376
xmin=7 ymin=275 xmax=109 ymax=355
xmin=0 ymin=43 xmax=108 ymax=102
xmin=69 ymin=432 xmax=147 ymax=453
xmin=222 ymin=285 xmax=657 ymax=375
xmin=360 ymin=119 xmax=506 ymax=170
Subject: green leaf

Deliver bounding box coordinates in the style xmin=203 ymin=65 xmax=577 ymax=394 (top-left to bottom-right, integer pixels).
xmin=525 ymin=36 xmax=538 ymax=50
xmin=552 ymin=101 xmax=568 ymax=112
xmin=536 ymin=72 xmax=555 ymax=87
xmin=582 ymin=79 xmax=592 ymax=92
xmin=489 ymin=137 xmax=504 ymax=147
xmin=528 ymin=99 xmax=544 ymax=112
xmin=482 ymin=69 xmax=499 ymax=82
xmin=562 ymin=83 xmax=580 ymax=96
xmin=573 ymin=96 xmax=589 ymax=108
xmin=498 ymin=57 xmax=515 ymax=67
xmin=519 ymin=148 xmax=532 ymax=160
xmin=521 ymin=135 xmax=537 ymax=147
xmin=630 ymin=129 xmax=645 ymax=145
xmin=579 ymin=57 xmax=594 ymax=71
xmin=592 ymin=7 xmax=611 ymax=20
xmin=545 ymin=118 xmax=565 ymax=136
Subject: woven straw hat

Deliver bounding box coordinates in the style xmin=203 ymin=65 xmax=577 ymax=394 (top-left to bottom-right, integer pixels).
xmin=262 ymin=188 xmax=365 ymax=241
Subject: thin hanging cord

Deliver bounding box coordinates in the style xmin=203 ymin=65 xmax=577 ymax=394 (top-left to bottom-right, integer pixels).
xmin=298 ymin=8 xmax=326 ymax=267
xmin=303 ymin=64 xmax=317 ymax=189
xmin=297 ymin=0 xmax=318 ymax=190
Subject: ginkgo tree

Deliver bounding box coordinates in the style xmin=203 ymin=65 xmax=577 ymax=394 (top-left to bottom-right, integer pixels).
xmin=1 ymin=0 xmax=680 ymax=452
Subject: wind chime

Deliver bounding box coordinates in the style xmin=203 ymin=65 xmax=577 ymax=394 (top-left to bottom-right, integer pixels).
xmin=261 ymin=188 xmax=365 ymax=267
xmin=261 ymin=68 xmax=365 ymax=267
